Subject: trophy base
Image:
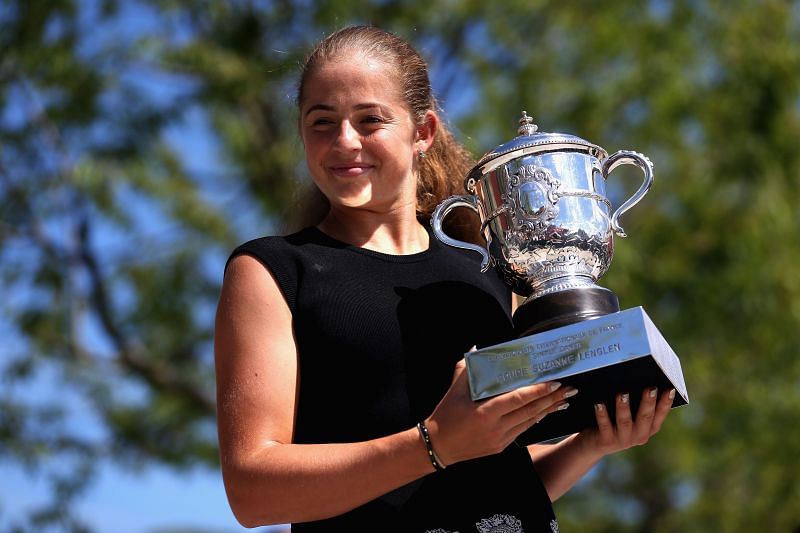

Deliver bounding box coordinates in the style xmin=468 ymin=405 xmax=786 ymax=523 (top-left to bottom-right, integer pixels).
xmin=464 ymin=306 xmax=689 ymax=444
xmin=513 ymin=287 xmax=620 ymax=337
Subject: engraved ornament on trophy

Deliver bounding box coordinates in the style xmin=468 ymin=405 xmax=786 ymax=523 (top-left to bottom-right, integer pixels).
xmin=430 ymin=111 xmax=689 ymax=444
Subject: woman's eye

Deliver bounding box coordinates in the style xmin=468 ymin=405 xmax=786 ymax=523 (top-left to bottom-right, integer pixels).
xmin=363 ymin=115 xmax=384 ymax=124
xmin=308 ymin=118 xmax=338 ymax=131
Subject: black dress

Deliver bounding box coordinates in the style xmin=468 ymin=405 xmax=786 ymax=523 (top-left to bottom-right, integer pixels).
xmin=228 ymin=226 xmax=559 ymax=533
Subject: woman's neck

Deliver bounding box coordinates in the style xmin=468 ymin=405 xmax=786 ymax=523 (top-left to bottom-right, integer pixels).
xmin=317 ymin=208 xmax=430 ymax=255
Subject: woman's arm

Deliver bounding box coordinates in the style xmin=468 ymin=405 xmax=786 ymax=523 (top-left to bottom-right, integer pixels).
xmin=214 ymin=255 xmax=434 ymax=526
xmin=529 ymin=387 xmax=675 ymax=501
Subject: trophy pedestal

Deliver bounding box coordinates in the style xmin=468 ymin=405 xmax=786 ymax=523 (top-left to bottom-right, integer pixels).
xmin=514 ymin=287 xmax=621 ymax=337
xmin=465 ymin=306 xmax=689 ymax=444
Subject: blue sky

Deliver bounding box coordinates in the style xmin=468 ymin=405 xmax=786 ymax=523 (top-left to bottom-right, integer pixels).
xmin=0 ymin=459 xmax=283 ymax=533
xmin=0 ymin=334 xmax=281 ymax=533
xmin=0 ymin=3 xmax=276 ymax=530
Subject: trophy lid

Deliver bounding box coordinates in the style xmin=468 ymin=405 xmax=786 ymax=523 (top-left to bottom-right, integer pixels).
xmin=466 ymin=111 xmax=608 ymax=184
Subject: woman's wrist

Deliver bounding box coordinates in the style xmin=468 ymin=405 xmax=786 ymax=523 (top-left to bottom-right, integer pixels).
xmin=571 ymin=428 xmax=609 ymax=463
xmin=416 ymin=421 xmax=446 ymax=471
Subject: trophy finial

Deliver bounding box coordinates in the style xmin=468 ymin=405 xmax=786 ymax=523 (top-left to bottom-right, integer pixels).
xmin=517 ymin=111 xmax=538 ymax=136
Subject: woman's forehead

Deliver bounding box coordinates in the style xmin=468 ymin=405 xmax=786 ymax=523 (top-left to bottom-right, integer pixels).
xmin=301 ymin=56 xmax=405 ymax=107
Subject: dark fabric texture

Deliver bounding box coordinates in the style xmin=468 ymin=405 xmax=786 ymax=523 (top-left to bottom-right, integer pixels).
xmin=227 ymin=226 xmax=558 ymax=532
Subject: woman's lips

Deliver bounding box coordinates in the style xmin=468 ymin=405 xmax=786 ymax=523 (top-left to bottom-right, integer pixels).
xmin=329 ymin=162 xmax=373 ymax=177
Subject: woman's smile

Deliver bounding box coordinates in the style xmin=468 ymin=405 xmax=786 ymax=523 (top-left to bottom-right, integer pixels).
xmin=328 ymin=161 xmax=375 ymax=178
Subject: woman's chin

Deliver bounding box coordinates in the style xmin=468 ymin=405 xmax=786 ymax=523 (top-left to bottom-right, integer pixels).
xmin=327 ymin=185 xmax=375 ymax=208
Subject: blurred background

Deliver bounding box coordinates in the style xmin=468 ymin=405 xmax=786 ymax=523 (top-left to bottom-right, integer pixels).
xmin=1 ymin=1 xmax=799 ymax=532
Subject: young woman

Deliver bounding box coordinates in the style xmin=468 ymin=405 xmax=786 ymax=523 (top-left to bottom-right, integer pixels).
xmin=214 ymin=25 xmax=674 ymax=533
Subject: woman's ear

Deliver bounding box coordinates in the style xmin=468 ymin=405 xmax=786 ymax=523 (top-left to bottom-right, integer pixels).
xmin=415 ymin=110 xmax=438 ymax=153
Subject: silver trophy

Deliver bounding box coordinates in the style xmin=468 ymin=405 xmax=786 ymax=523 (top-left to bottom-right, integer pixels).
xmin=431 ymin=112 xmax=688 ymax=443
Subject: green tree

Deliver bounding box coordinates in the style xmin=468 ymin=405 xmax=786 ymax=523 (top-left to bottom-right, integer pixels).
xmin=1 ymin=1 xmax=798 ymax=531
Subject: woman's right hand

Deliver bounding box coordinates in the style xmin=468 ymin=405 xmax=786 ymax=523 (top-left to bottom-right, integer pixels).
xmin=423 ymin=358 xmax=577 ymax=467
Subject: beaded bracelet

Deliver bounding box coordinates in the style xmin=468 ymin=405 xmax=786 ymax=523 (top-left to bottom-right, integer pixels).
xmin=416 ymin=421 xmax=446 ymax=471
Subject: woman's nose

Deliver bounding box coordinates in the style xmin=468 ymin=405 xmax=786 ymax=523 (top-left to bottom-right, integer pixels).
xmin=334 ymin=121 xmax=361 ymax=151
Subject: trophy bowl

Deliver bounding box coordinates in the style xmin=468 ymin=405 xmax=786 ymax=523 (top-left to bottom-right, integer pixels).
xmin=432 ymin=111 xmax=653 ymax=337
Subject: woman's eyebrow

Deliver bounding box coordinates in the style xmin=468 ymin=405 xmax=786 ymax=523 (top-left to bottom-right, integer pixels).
xmin=304 ymin=102 xmax=384 ymax=117
xmin=304 ymin=103 xmax=335 ymax=117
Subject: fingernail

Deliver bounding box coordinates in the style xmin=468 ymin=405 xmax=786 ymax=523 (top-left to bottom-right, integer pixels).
xmin=564 ymin=387 xmax=579 ymax=399
xmin=669 ymin=389 xmax=676 ymax=400
xmin=649 ymin=387 xmax=658 ymax=399
xmin=548 ymin=382 xmax=562 ymax=392
xmin=621 ymin=393 xmax=629 ymax=404
xmin=595 ymin=403 xmax=605 ymax=412
xmin=557 ymin=402 xmax=570 ymax=411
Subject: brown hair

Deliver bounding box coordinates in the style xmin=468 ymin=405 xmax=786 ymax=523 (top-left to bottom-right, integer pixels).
xmin=285 ymin=25 xmax=480 ymax=241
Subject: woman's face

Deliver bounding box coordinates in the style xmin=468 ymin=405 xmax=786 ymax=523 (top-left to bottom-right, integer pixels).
xmin=299 ymin=56 xmax=429 ymax=215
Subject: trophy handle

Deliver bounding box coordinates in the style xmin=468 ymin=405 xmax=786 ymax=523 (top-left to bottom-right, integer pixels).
xmin=430 ymin=195 xmax=492 ymax=272
xmin=602 ymin=150 xmax=654 ymax=238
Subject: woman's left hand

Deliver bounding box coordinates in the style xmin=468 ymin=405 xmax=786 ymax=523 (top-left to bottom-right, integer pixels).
xmin=576 ymin=387 xmax=675 ymax=459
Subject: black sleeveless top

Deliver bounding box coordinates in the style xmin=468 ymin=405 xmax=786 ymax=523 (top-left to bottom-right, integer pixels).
xmin=228 ymin=226 xmax=559 ymax=533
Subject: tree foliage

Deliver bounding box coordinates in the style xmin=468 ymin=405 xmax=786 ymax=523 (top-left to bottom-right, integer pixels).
xmin=1 ymin=0 xmax=798 ymax=531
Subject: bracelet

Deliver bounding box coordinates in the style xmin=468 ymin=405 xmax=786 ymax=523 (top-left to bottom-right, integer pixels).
xmin=416 ymin=421 xmax=446 ymax=471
